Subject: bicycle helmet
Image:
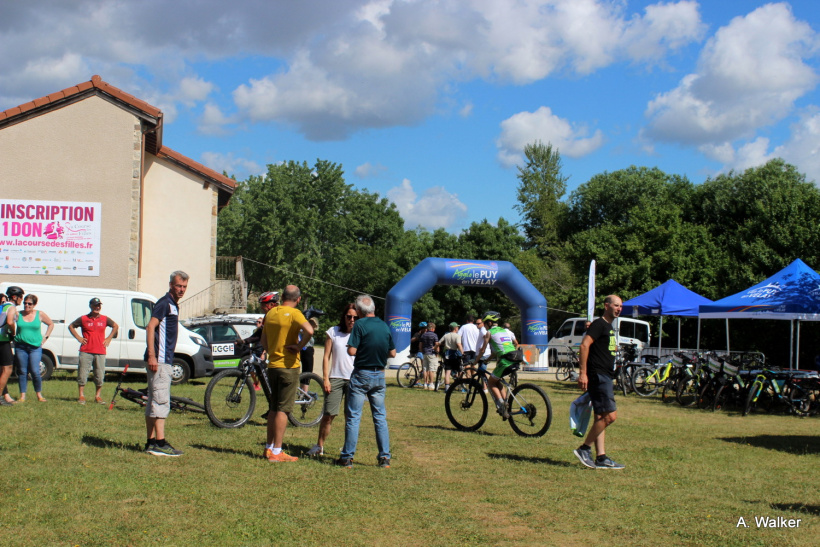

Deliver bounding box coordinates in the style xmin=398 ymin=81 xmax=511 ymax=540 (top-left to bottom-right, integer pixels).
xmin=418 ymin=322 xmax=427 ymax=328
xmin=5 ymin=286 xmax=24 ymax=298
xmin=482 ymin=311 xmax=500 ymax=323
xmin=258 ymin=291 xmax=279 ymax=304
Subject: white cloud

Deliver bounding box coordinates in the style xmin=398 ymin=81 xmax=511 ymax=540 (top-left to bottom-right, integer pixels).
xmin=387 ymin=178 xmax=468 ymax=230
xmin=495 ymin=106 xmax=604 ymax=167
xmin=354 ymin=162 xmax=388 ymax=178
xmin=198 ymin=102 xmax=235 ymax=135
xmin=0 ymin=1 xmax=705 ymax=140
xmin=644 ymin=3 xmax=819 ymax=145
xmin=200 ymin=151 xmax=262 ymax=179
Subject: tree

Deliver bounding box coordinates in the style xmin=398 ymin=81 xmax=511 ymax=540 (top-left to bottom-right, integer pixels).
xmin=514 ymin=141 xmax=569 ymax=256
xmin=217 ymin=159 xmax=404 ymax=314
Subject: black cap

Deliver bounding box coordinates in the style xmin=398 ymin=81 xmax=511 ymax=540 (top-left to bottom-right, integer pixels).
xmin=89 ymin=298 xmax=102 ymax=307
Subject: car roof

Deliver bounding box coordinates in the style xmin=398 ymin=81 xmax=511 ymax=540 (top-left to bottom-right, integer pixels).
xmin=182 ymin=314 xmax=261 ymax=327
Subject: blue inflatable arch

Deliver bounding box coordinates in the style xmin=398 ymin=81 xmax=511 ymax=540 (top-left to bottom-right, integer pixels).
xmin=384 ymin=258 xmax=548 ymax=366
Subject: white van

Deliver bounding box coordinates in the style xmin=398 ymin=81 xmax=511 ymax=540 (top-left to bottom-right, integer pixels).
xmin=547 ymin=316 xmax=651 ymax=363
xmin=0 ymin=282 xmax=214 ymax=384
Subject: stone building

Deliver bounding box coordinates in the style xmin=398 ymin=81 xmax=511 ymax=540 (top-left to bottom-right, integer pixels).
xmin=0 ymin=75 xmax=239 ymax=313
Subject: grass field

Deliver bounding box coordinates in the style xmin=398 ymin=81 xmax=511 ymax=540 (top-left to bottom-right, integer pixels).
xmin=2 ymin=369 xmax=818 ymax=546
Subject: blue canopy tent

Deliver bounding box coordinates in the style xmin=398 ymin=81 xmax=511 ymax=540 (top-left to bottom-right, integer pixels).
xmin=622 ymin=279 xmax=713 ymax=352
xmin=699 ymin=259 xmax=820 ymax=368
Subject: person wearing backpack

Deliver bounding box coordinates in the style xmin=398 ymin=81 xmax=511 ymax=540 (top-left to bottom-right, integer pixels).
xmin=0 ymin=286 xmax=25 ymax=406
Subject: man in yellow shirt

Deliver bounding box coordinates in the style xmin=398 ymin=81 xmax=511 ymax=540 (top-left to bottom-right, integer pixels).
xmin=261 ymin=285 xmax=313 ymax=462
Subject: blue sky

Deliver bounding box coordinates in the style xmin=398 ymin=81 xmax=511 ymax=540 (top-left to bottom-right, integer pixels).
xmin=2 ymin=1 xmax=819 ymax=232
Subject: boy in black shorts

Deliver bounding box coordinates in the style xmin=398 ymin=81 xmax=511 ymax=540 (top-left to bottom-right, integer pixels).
xmin=573 ymin=295 xmax=625 ymax=469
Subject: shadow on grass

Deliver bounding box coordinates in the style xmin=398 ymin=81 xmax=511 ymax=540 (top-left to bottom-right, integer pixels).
xmin=81 ymin=434 xmax=142 ymax=452
xmin=487 ymin=452 xmax=573 ymax=467
xmin=719 ymin=435 xmax=820 ymax=455
xmin=414 ymin=424 xmax=497 ymax=436
xmin=744 ymin=500 xmax=820 ymax=516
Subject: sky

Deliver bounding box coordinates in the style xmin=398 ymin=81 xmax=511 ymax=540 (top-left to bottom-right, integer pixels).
xmin=2 ymin=0 xmax=819 ymax=233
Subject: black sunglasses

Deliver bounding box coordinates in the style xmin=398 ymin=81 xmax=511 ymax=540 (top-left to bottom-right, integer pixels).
xmin=345 ymin=314 xmax=357 ymax=319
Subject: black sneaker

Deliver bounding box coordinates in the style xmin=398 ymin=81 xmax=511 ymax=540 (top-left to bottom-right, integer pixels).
xmin=336 ymin=458 xmax=353 ymax=469
xmin=595 ymin=456 xmax=625 ymax=469
xmin=144 ymin=441 xmax=157 ymax=453
xmin=378 ymin=457 xmax=391 ymax=468
xmin=148 ymin=442 xmax=184 ymax=457
xmin=573 ymin=447 xmax=596 ymax=469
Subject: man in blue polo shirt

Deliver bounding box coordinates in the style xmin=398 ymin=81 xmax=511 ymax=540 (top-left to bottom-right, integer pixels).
xmin=144 ymin=271 xmax=188 ymax=457
xmin=337 ymin=294 xmax=395 ymax=469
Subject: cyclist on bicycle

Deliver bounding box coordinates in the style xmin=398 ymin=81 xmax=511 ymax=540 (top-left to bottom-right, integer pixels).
xmin=477 ymin=311 xmax=520 ymax=419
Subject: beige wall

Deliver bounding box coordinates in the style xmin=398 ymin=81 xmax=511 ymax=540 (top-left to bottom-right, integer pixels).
xmin=139 ymin=156 xmax=217 ymax=302
xmin=0 ymin=96 xmax=140 ymax=289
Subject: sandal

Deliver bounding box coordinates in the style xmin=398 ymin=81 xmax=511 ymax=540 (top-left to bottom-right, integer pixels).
xmin=95 ymin=396 xmax=105 ymax=404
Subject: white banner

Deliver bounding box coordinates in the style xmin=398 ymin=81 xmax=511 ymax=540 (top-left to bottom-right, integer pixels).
xmin=0 ymin=199 xmax=102 ymax=276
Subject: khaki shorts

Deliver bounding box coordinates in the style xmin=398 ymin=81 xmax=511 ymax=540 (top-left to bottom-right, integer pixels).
xmin=322 ymin=378 xmax=349 ymax=416
xmin=145 ymin=363 xmax=172 ymax=419
xmin=423 ymin=354 xmax=439 ymax=372
xmin=268 ymin=367 xmax=300 ymax=414
xmin=78 ymin=352 xmax=106 ymax=387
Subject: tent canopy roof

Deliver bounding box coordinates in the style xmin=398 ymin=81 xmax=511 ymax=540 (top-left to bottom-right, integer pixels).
xmin=622 ymin=279 xmax=712 ymax=317
xmin=699 ymin=259 xmax=820 ymax=320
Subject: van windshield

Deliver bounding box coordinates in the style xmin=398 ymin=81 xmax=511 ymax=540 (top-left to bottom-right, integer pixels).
xmin=131 ymin=299 xmax=153 ymax=329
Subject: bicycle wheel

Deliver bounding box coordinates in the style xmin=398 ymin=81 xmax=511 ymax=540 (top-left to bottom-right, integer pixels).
xmin=170 ymin=395 xmax=207 ymax=414
xmin=742 ymin=381 xmax=763 ymax=416
xmin=697 ymin=380 xmax=718 ymax=410
xmin=204 ymin=369 xmax=257 ymax=428
xmin=555 ymin=363 xmax=571 ymax=382
xmin=712 ymin=384 xmax=733 ymax=412
xmin=676 ymin=375 xmax=700 ymax=407
xmin=507 ymin=383 xmax=552 ymax=437
xmin=397 ymin=362 xmax=418 ymax=388
xmin=632 ymin=367 xmax=659 ymax=397
xmin=288 ymin=372 xmax=324 ymax=427
xmin=445 ymin=379 xmax=488 ymax=432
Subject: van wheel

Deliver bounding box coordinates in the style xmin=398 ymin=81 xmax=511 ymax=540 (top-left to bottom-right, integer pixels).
xmin=39 ymin=354 xmax=55 ymax=381
xmin=170 ymin=358 xmax=191 ymax=385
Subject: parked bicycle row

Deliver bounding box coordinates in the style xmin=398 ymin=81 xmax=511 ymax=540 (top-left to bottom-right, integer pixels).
xmin=596 ymin=347 xmax=820 ymax=417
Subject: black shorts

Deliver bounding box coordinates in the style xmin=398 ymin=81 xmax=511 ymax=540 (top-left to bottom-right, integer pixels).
xmin=588 ymin=372 xmax=616 ymax=415
xmin=0 ymin=341 xmax=13 ymax=368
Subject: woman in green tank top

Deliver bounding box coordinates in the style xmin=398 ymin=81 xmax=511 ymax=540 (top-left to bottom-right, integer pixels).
xmin=15 ymin=294 xmax=54 ymax=402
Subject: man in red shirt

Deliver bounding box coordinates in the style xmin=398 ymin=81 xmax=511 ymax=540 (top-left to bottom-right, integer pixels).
xmin=69 ymin=298 xmax=118 ymax=404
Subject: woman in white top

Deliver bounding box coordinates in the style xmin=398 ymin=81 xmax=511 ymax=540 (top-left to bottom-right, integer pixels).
xmin=306 ymin=303 xmax=357 ymax=457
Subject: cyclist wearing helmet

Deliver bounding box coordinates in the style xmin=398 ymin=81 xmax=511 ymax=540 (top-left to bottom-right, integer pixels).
xmin=0 ymin=286 xmax=25 ymax=405
xmin=243 ymin=292 xmax=279 ymax=346
xmin=477 ymin=311 xmax=519 ymax=419
xmin=409 ymin=321 xmax=427 ymax=359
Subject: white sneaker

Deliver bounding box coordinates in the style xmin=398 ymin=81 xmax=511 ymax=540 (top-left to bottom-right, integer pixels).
xmin=306 ymin=444 xmax=323 ymax=457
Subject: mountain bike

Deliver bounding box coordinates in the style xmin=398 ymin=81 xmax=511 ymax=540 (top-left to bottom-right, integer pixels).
xmin=614 ymin=344 xmax=641 ymax=396
xmin=444 ymin=357 xmax=551 ymax=437
xmin=203 ymin=344 xmax=323 ymax=428
xmin=397 ymin=353 xmax=424 ymax=388
xmin=743 ymin=368 xmax=820 ymax=417
xmin=551 ymin=346 xmax=579 ymax=382
xmin=108 ymin=364 xmax=207 ymax=414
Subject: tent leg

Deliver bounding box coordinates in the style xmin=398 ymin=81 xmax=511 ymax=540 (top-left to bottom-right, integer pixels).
xmin=796 ymin=320 xmax=801 ymax=370
xmin=696 ymin=319 xmax=701 ymax=352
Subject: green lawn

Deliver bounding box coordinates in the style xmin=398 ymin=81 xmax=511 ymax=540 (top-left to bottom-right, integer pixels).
xmin=2 ymin=370 xmax=818 ymax=546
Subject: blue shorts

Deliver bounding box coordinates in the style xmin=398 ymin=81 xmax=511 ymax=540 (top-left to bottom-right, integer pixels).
xmin=588 ymin=373 xmax=616 ymax=415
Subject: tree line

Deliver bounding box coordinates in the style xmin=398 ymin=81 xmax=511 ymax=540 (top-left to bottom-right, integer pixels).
xmin=217 ymin=145 xmax=820 ymax=365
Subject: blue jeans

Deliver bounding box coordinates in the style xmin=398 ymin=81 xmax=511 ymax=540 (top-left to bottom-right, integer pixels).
xmin=341 ymin=369 xmax=390 ymax=460
xmin=15 ymin=342 xmax=43 ymax=394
